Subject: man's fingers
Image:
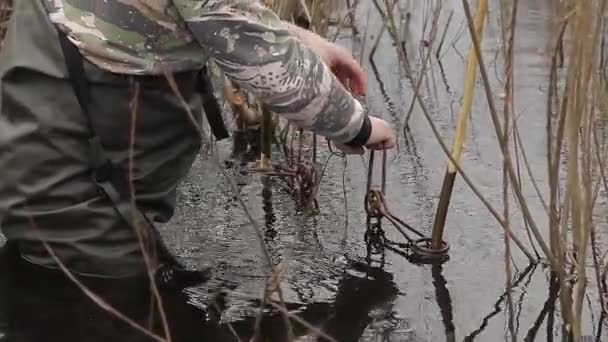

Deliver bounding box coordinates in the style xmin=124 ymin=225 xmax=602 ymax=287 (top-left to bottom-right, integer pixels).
xmin=367 ymin=139 xmax=396 ymax=150
xmin=333 ymin=68 xmax=350 ymax=90
xmin=342 ymin=54 xmax=367 ymax=94
xmin=333 ymin=142 xmax=365 ymax=155
xmin=332 ymin=54 xmax=367 ymax=96
xmin=333 ymin=140 xmax=395 ymax=154
xmin=342 ymin=65 xmax=366 ymax=95
xmin=350 ymin=67 xmax=367 ymax=95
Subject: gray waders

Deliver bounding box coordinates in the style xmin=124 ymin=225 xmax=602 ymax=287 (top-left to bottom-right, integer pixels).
xmin=0 ymin=0 xmax=228 ymax=281
xmin=56 ymin=31 xmax=227 ymax=285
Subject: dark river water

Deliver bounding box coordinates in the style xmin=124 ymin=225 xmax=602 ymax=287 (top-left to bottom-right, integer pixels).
xmin=1 ymin=0 xmax=607 ymax=341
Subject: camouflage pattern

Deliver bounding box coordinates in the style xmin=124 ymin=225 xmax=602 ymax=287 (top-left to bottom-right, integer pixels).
xmin=43 ymin=0 xmax=365 ymax=143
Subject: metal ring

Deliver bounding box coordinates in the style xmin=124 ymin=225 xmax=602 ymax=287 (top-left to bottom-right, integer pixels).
xmin=408 ymin=238 xmax=450 ymax=264
xmin=364 ymin=190 xmax=384 ymax=218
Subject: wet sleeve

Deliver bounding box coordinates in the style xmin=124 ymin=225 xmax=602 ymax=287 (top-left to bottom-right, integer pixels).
xmin=172 ymin=0 xmax=369 ymax=144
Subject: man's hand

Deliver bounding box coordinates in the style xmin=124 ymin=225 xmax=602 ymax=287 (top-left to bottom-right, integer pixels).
xmin=287 ymin=23 xmax=366 ymax=95
xmin=318 ymin=43 xmax=367 ymax=96
xmin=333 ymin=116 xmax=397 ymax=155
xmin=287 ymin=24 xmax=394 ymax=154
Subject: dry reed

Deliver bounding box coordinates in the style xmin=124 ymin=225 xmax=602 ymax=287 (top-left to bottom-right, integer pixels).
xmin=376 ymin=0 xmax=607 ymax=339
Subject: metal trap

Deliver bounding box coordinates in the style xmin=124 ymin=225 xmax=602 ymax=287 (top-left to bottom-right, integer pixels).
xmin=364 ymin=150 xmax=450 ymax=265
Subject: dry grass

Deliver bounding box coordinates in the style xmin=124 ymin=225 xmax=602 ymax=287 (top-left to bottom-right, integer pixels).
xmin=543 ymin=1 xmax=608 ymax=339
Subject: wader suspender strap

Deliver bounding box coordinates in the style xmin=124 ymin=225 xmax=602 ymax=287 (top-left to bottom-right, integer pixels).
xmin=56 ymin=31 xmax=228 ymax=247
xmin=57 ymin=31 xmax=159 ymax=246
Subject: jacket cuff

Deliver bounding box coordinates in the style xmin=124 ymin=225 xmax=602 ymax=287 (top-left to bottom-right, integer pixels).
xmin=343 ymin=114 xmax=372 ymax=147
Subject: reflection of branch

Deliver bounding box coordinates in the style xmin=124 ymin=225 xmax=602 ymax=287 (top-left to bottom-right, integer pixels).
xmin=435 ymin=10 xmax=454 ymax=59
xmin=369 ymin=58 xmax=397 ymax=118
xmin=261 ymin=176 xmax=276 ymax=234
xmin=340 ymin=156 xmax=349 ymax=252
xmin=402 ymin=130 xmax=424 ymax=174
xmin=436 ymin=59 xmax=453 ymax=98
xmin=523 ymin=274 xmax=559 ymax=342
xmin=596 ymin=311 xmax=606 ymax=341
xmin=513 ymin=256 xmax=537 ymax=335
xmin=463 ymin=263 xmax=537 ymax=341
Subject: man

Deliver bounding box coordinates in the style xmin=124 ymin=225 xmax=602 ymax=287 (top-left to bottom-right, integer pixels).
xmin=0 ymin=0 xmax=396 ymax=281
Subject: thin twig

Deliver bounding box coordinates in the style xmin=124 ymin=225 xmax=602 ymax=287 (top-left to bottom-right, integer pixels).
xmin=128 ymin=79 xmax=173 ymax=342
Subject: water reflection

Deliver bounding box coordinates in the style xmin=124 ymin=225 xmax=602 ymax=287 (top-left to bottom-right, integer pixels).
xmin=261 ymin=175 xmax=277 ymax=239
xmin=431 ymin=264 xmax=455 ymax=342
xmin=369 ymin=59 xmax=398 ymax=119
xmin=0 ymin=243 xmax=229 ymax=342
xmin=225 ymin=259 xmax=401 ymax=342
xmin=318 ymin=260 xmax=400 ymax=341
xmin=436 ymin=59 xmax=453 ymax=99
xmin=596 ymin=311 xmax=606 ymax=342
xmin=523 ymin=273 xmax=559 ymax=342
xmin=463 ymin=263 xmax=537 ymax=341
xmin=0 ymin=243 xmax=402 ymax=342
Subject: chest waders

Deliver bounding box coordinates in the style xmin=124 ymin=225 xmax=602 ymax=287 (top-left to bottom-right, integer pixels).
xmin=55 ymin=30 xmax=228 ymax=286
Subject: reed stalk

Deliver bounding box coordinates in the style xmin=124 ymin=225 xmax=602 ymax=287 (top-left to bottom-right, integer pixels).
xmin=499 ymin=0 xmax=519 ymax=339
xmin=565 ymin=1 xmax=606 ymax=339
xmin=430 ymin=0 xmax=488 ymax=249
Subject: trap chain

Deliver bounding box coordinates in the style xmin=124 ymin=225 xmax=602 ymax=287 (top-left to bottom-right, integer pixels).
xmin=364 ymin=149 xmax=450 ymax=265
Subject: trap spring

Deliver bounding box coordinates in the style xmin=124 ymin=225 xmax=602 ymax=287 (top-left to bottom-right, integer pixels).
xmin=364 ymin=149 xmax=450 ymax=264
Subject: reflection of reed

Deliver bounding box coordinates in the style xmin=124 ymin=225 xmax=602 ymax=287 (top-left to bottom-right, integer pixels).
xmin=596 ymin=310 xmax=605 ymax=341
xmin=513 ymin=261 xmax=537 ymax=336
xmin=523 ymin=273 xmax=559 ymax=342
xmin=369 ymin=59 xmax=398 ymax=118
xmin=463 ymin=263 xmax=536 ymax=341
xmin=261 ymin=176 xmax=276 ymax=237
xmin=436 ymin=59 xmax=453 ymax=98
xmin=401 ymin=131 xmax=434 ymax=224
xmin=431 ymin=264 xmax=455 ymax=342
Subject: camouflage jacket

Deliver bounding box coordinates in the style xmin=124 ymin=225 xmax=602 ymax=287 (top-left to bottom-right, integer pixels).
xmin=42 ymin=0 xmax=367 ymax=144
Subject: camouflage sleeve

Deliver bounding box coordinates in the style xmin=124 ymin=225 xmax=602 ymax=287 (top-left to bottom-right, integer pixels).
xmin=173 ymin=0 xmax=367 ymax=144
